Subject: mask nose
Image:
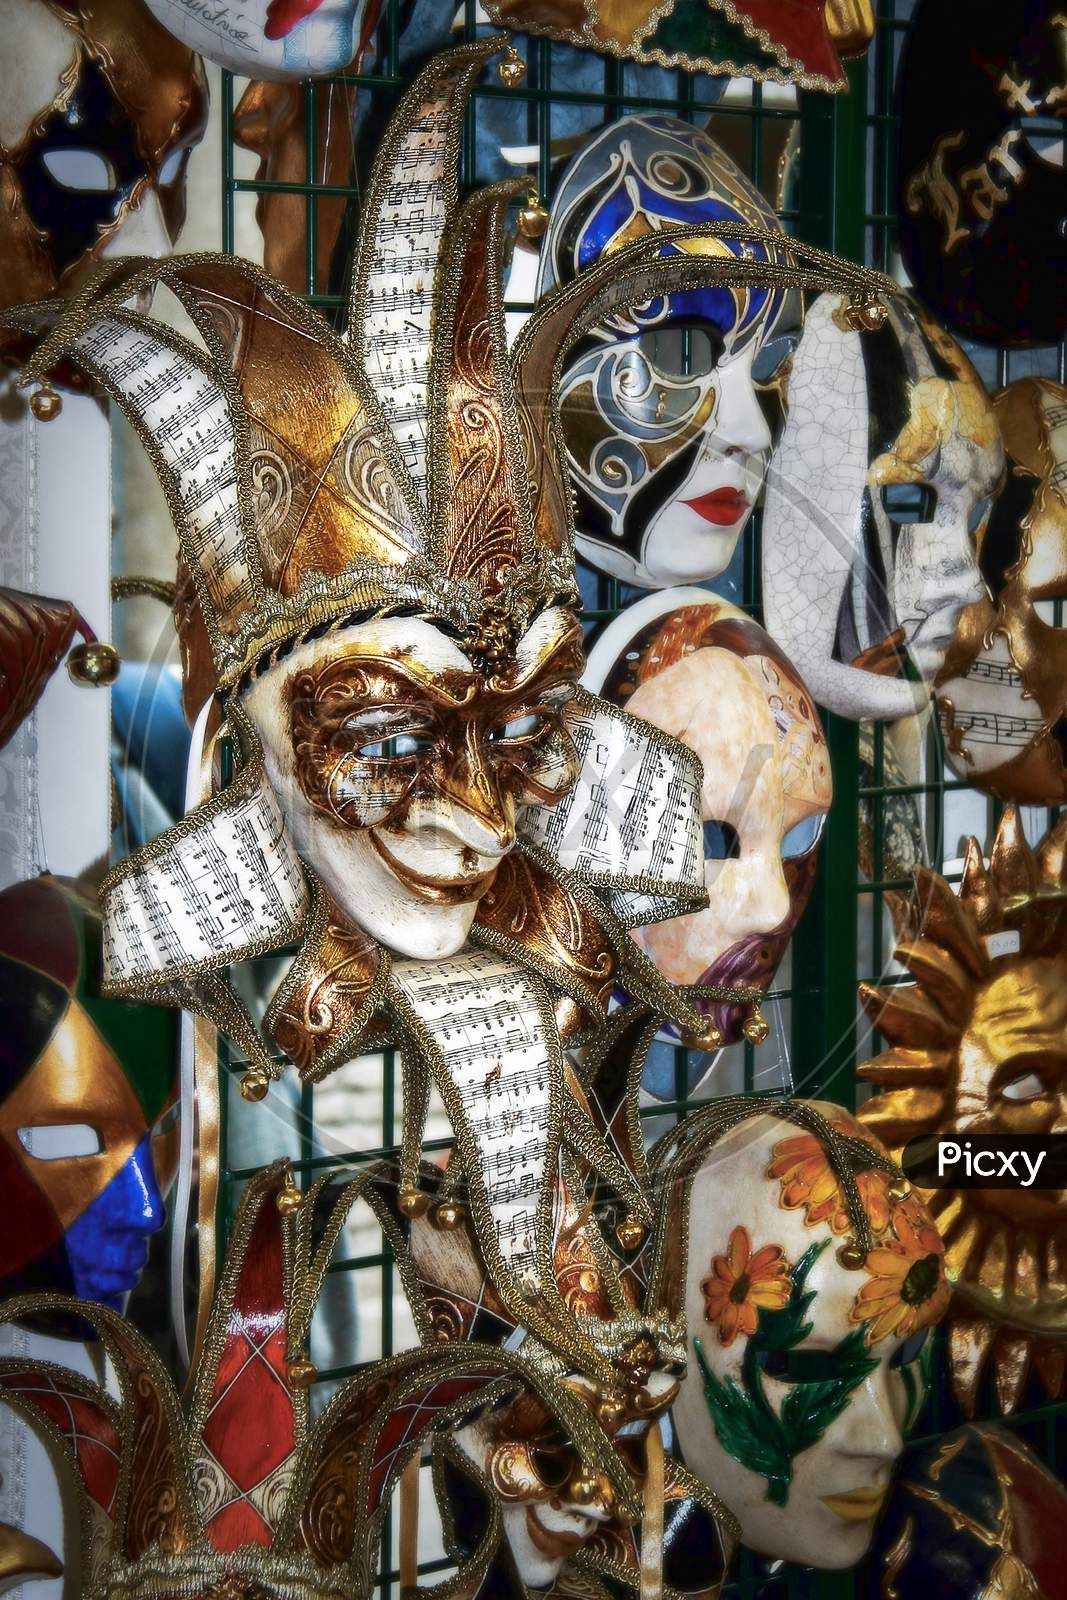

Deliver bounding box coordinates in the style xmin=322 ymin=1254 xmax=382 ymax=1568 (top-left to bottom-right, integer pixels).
xmin=130 ymin=1132 xmax=168 ymax=1236
xmin=838 ymin=1371 xmax=904 ymax=1468
xmin=920 ymin=554 xmax=988 ymax=617
xmin=713 ymin=353 xmax=774 ymax=457
xmin=430 ymin=727 xmax=517 ymax=855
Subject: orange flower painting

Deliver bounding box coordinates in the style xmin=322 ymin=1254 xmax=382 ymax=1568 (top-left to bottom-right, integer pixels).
xmin=766 ymin=1127 xmax=892 ymax=1236
xmin=849 ymin=1203 xmax=950 ymax=1345
xmin=701 ymin=1225 xmax=792 ymax=1346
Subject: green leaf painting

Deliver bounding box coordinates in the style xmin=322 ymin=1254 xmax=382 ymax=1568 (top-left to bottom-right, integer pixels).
xmin=695 ymin=1239 xmax=879 ymax=1506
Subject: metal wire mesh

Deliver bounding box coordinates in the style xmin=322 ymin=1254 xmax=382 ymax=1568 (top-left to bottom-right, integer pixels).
xmin=212 ymin=2 xmax=1065 ymax=1592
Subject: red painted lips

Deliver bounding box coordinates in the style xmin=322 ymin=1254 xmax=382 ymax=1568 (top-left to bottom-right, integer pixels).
xmin=683 ymin=487 xmax=751 ymax=525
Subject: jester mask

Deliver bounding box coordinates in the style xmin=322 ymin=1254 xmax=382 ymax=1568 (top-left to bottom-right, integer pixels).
xmin=651 ymin=1099 xmax=948 ymax=1572
xmin=762 ymin=291 xmax=1003 ymax=722
xmin=7 ymin=35 xmax=892 ymax=1385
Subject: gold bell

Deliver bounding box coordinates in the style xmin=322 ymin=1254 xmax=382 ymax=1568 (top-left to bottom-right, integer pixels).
xmin=683 ymin=1022 xmax=722 ymax=1051
xmin=239 ymin=1068 xmax=270 ymax=1103
xmin=498 ymin=45 xmax=526 ymax=87
xmin=616 ymin=1214 xmax=646 ymax=1251
xmin=888 ymin=1175 xmax=911 ymax=1201
xmin=432 ymin=1199 xmax=464 ymax=1231
xmin=742 ymin=1011 xmax=770 ymax=1046
xmin=286 ymin=1355 xmax=317 ymax=1389
xmin=398 ymin=1185 xmax=430 ymax=1219
xmin=844 ymin=293 xmax=889 ymax=333
xmin=837 ymin=1241 xmax=867 ymax=1270
xmin=567 ymin=1470 xmax=599 ymax=1506
xmin=67 ymin=640 xmax=120 ymax=686
xmin=596 ymin=1391 xmax=627 ymax=1429
xmin=275 ymin=1174 xmax=303 ymax=1217
xmin=518 ymin=193 xmax=549 ymax=241
xmin=30 ymin=383 xmax=62 ymax=422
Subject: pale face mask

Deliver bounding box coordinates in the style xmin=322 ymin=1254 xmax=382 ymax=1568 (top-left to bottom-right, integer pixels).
xmin=672 ymin=1107 xmax=949 ymax=1570
xmin=141 ymin=0 xmax=374 ymax=79
xmin=585 ymin=588 xmax=831 ymax=1043
xmin=762 ymin=293 xmax=1003 ymax=722
xmin=242 ymin=613 xmax=581 ymax=960
xmin=540 ymin=114 xmax=799 ymax=591
xmin=936 ymin=375 xmax=1067 ymax=805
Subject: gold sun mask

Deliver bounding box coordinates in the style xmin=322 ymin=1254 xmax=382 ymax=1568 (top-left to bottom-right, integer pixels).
xmin=857 ymin=805 xmax=1067 ymax=1414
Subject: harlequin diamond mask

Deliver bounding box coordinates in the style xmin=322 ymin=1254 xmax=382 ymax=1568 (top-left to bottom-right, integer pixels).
xmin=0 ymin=877 xmax=176 ymax=1314
xmin=937 ymin=376 xmax=1067 ymax=806
xmin=142 ymin=0 xmax=379 ymax=80
xmin=538 ymin=115 xmax=801 ymax=590
xmin=858 ymin=807 xmax=1067 ymax=1416
xmin=585 ymin=587 xmax=832 ymax=1047
xmin=762 ymin=291 xmax=1004 ymax=722
xmin=650 ymin=1100 xmax=948 ymax=1571
xmin=0 ymin=0 xmax=207 ymax=317
xmin=897 ymin=0 xmax=1067 ymax=349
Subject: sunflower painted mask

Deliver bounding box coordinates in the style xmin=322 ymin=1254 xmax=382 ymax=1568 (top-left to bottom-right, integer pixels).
xmin=937 ymin=376 xmax=1067 ymax=805
xmin=656 ymin=1102 xmax=948 ymax=1570
xmin=539 ymin=115 xmax=800 ymax=591
xmin=763 ymin=291 xmax=1003 ymax=722
xmin=0 ymin=877 xmax=177 ymax=1313
xmin=585 ymin=588 xmax=831 ymax=1048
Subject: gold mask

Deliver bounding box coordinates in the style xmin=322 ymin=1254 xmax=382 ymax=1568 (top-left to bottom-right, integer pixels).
xmin=857 ymin=807 xmax=1067 ymax=1415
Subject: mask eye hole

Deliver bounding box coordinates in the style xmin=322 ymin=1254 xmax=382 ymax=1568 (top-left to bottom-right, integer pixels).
xmin=880 ymin=483 xmax=937 ymax=524
xmin=490 ymin=710 xmax=551 ymax=744
xmin=1001 ymin=1070 xmax=1046 ymax=1102
xmin=339 ymin=709 xmax=435 ymax=761
xmin=968 ymin=494 xmax=994 ymax=536
xmin=158 ymin=146 xmax=187 ymax=185
xmin=757 ymin=1348 xmax=840 ymax=1384
xmin=703 ymin=819 xmax=740 ymax=859
xmin=637 ymin=324 xmax=724 ymax=379
xmin=752 ymin=330 xmax=800 ymax=383
xmin=1017 ymin=116 xmax=1065 ymax=169
xmin=154 ymin=1102 xmax=180 ymax=1136
xmin=530 ymin=1446 xmax=575 ymax=1491
xmin=357 ymin=732 xmax=434 ymax=759
xmin=18 ymin=1124 xmax=104 ymax=1160
xmin=891 ymin=1328 xmax=929 ymax=1369
xmin=41 ymin=149 xmax=117 ymax=192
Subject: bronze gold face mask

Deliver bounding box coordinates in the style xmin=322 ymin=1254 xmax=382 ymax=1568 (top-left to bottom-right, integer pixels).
xmin=937 ymin=376 xmax=1067 ymax=806
xmin=858 ymin=807 xmax=1067 ymax=1415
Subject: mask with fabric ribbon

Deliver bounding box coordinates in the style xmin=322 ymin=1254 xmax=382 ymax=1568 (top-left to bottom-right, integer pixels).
xmin=0 ymin=1160 xmax=677 ymax=1600
xmin=6 ymin=36 xmax=896 ymax=1406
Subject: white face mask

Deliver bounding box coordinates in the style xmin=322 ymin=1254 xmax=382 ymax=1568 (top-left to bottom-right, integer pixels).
xmin=671 ymin=1107 xmax=949 ymax=1571
xmin=241 ymin=613 xmax=579 ymax=960
xmin=762 ymin=293 xmax=1003 ymax=722
xmin=141 ymin=0 xmax=370 ymax=78
xmin=584 ymin=588 xmax=831 ymax=1039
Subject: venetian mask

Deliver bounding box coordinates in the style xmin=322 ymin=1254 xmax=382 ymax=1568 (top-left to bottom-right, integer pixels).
xmin=865 ymin=1423 xmax=1067 ymax=1600
xmin=242 ymin=610 xmax=584 ymax=961
xmin=762 ymin=292 xmax=1004 ymax=722
xmin=937 ymin=376 xmax=1067 ymax=805
xmin=897 ymin=0 xmax=1067 ymax=348
xmin=0 ymin=877 xmax=177 ymax=1312
xmin=0 ymin=0 xmax=207 ymax=316
xmin=858 ymin=806 xmax=1067 ymax=1416
xmin=142 ymin=0 xmax=377 ymax=78
xmin=666 ymin=1103 xmax=948 ymax=1570
xmin=539 ymin=115 xmax=800 ymax=591
xmin=584 ymin=587 xmax=832 ymax=1046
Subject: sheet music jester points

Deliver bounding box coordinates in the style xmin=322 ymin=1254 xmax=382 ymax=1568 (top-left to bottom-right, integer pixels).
xmin=5 ymin=32 xmax=896 ymax=1445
